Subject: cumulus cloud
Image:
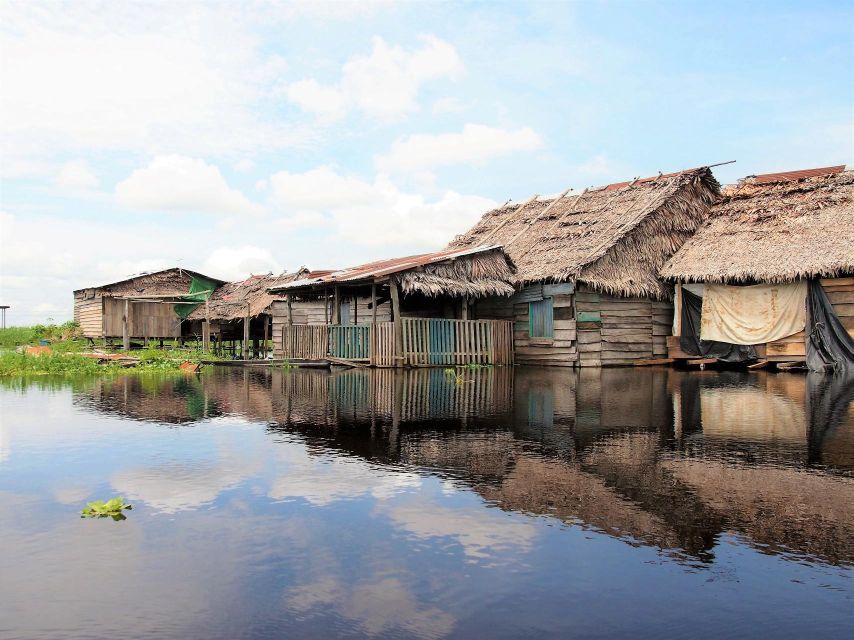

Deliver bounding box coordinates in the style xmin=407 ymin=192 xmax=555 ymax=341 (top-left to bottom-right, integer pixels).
xmin=287 ymin=35 xmax=463 ymax=121
xmin=56 ymin=160 xmax=99 ymax=189
xmin=376 ymin=124 xmax=543 ymax=173
xmin=0 ymin=2 xmax=310 ymax=162
xmin=201 ymin=246 xmax=282 ymax=281
xmin=115 ymin=155 xmax=264 ymax=216
xmin=431 ymin=97 xmax=468 ymax=114
xmin=268 ymin=167 xmax=495 ymax=248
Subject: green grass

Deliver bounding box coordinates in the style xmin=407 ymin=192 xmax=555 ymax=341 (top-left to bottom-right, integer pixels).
xmin=0 ymin=321 xmax=84 ymax=350
xmin=0 ymin=351 xmax=198 ymax=377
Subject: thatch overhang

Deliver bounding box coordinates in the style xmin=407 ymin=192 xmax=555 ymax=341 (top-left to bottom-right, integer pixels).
xmin=186 ymin=270 xmax=311 ymax=322
xmin=73 ymin=267 xmax=225 ymax=297
xmin=661 ymin=166 xmax=854 ymax=284
xmin=269 ymin=246 xmax=516 ymax=299
xmin=447 ymin=168 xmax=720 ymax=299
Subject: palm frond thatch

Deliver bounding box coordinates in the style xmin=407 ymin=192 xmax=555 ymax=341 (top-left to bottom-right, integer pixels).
xmin=448 ymin=168 xmax=720 ymax=299
xmin=661 ymin=169 xmax=854 ymax=283
xmin=187 ymin=270 xmax=308 ymax=321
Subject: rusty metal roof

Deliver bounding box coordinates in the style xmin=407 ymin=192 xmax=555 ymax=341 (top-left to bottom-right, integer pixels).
xmin=746 ymin=165 xmax=847 ymax=185
xmin=269 ymin=245 xmax=505 ymax=291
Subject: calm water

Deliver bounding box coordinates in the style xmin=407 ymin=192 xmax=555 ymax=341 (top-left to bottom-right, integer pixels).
xmin=0 ymin=366 xmax=852 ymax=640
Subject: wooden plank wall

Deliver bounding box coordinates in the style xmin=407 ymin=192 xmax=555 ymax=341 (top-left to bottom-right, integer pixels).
xmin=102 ymin=298 xmax=181 ymax=338
xmin=577 ymin=287 xmax=671 ymax=367
xmin=74 ymin=296 xmax=103 ymax=338
xmin=476 ymin=292 xmax=577 ymax=367
xmin=271 ymin=296 xmax=391 ymax=357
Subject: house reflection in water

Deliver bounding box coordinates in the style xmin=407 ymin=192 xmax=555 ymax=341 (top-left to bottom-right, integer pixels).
xmin=74 ymin=366 xmax=854 ymax=566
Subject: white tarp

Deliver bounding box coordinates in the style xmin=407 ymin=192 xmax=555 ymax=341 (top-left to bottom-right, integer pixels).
xmin=700 ymin=282 xmax=807 ymax=345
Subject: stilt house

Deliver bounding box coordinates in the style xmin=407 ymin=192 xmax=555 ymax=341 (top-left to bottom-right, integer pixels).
xmin=72 ymin=268 xmax=224 ymax=347
xmin=184 ymin=270 xmax=312 ymax=359
xmin=447 ymin=167 xmax=721 ymax=366
xmin=268 ymin=246 xmax=516 ymax=367
xmin=660 ymin=165 xmax=854 ymax=370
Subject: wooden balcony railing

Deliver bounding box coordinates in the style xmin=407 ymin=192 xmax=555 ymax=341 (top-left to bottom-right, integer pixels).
xmin=281 ymin=319 xmax=513 ymax=367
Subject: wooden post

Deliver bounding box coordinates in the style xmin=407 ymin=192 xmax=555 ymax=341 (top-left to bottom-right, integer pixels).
xmin=122 ymin=299 xmax=130 ymax=351
xmin=390 ymin=281 xmax=403 ymax=366
xmin=243 ymin=310 xmax=250 ymax=359
xmin=461 ymin=297 xmax=470 ymax=320
xmin=263 ymin=316 xmax=269 ymax=358
xmin=371 ymin=283 xmax=377 ymax=324
xmin=287 ymin=294 xmax=293 ymax=326
xmin=333 ymin=286 xmax=341 ymax=325
xmin=324 ymin=289 xmax=329 ymax=324
xmin=202 ymin=299 xmax=210 ymax=352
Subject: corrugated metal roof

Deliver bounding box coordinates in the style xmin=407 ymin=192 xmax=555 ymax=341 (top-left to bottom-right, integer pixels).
xmin=746 ymin=165 xmax=846 ymax=184
xmin=270 ymin=245 xmax=505 ymax=291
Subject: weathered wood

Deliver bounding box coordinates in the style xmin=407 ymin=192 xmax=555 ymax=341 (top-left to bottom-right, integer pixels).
xmin=633 ymin=358 xmax=674 ymax=366
xmin=747 ymin=360 xmax=769 ymax=370
xmin=122 ymin=299 xmax=130 ymax=350
xmin=390 ymin=281 xmax=403 ymax=361
xmin=371 ymin=283 xmax=377 ymax=324
xmin=242 ymin=314 xmax=250 ymax=359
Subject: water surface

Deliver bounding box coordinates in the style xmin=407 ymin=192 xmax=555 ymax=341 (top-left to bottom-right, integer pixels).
xmin=1 ymin=367 xmax=852 ymax=639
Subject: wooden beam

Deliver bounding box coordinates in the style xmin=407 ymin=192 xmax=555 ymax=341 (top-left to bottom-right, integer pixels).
xmin=371 ymin=283 xmax=377 ymax=324
xmin=633 ymin=357 xmax=674 ymax=367
xmin=122 ymin=299 xmax=130 ymax=351
xmin=390 ymin=280 xmax=403 ymax=364
xmin=324 ymin=288 xmax=329 ymax=324
xmin=242 ymin=311 xmax=250 ymax=359
xmin=461 ymin=297 xmax=470 ymax=320
xmin=202 ymin=299 xmax=211 ymax=352
xmin=333 ymin=286 xmax=341 ymax=324
xmin=287 ymin=294 xmax=293 ymax=326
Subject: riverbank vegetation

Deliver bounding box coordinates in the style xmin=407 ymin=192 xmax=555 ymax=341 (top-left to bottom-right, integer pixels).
xmin=0 ymin=322 xmax=219 ymax=377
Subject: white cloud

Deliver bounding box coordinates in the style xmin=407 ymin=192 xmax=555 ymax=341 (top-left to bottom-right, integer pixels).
xmin=0 ymin=2 xmax=310 ymax=163
xmin=286 ymin=79 xmax=349 ymax=120
xmin=287 ymin=35 xmax=464 ymax=121
xmin=376 ymin=124 xmax=542 ymax=172
xmin=268 ymin=167 xmax=496 ymax=248
xmin=115 ymin=155 xmax=264 ymax=216
xmin=233 ymin=158 xmax=255 ymax=173
xmin=432 ymin=97 xmax=467 ymax=114
xmin=201 ymin=246 xmax=282 ymax=281
xmin=56 ymin=160 xmax=99 ymax=189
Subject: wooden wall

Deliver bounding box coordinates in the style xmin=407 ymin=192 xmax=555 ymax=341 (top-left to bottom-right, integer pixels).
xmin=103 ymin=298 xmax=181 ymax=338
xmin=270 ymin=295 xmax=392 ymax=357
xmin=576 ymin=286 xmax=671 ymax=367
xmin=475 ymin=283 xmax=577 ymax=367
xmin=73 ymin=293 xmax=103 ymax=338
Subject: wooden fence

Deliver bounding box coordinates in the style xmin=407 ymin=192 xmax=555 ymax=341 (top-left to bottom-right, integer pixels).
xmin=281 ymin=319 xmax=514 ymax=367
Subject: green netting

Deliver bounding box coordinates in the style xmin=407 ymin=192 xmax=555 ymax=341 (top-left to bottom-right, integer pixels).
xmin=174 ymin=275 xmax=220 ymax=320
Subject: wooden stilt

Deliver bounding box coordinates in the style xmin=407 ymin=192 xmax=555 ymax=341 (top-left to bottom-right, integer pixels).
xmin=242 ymin=313 xmax=250 ymax=359
xmin=122 ymin=299 xmax=130 ymax=351
xmin=390 ymin=281 xmax=403 ymax=366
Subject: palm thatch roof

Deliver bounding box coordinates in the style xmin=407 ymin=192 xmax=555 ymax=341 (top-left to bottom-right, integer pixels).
xmin=187 ymin=270 xmax=309 ymax=321
xmin=447 ymin=167 xmax=720 ymax=299
xmin=74 ymin=267 xmax=225 ymax=296
xmin=661 ymin=167 xmax=854 ymax=284
xmin=272 ymin=246 xmax=516 ymax=299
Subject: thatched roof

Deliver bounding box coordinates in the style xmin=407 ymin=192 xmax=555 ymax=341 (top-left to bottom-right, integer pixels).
xmin=272 ymin=246 xmax=516 ymax=299
xmin=661 ymin=167 xmax=854 ymax=283
xmin=74 ymin=267 xmax=225 ymax=296
xmin=187 ymin=270 xmax=309 ymax=321
xmin=447 ymin=167 xmax=720 ymax=299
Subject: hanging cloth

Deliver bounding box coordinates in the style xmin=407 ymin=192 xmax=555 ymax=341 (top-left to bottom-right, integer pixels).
xmin=679 ymin=288 xmax=756 ymax=362
xmin=701 ymin=282 xmax=807 ymax=345
xmin=805 ymin=280 xmax=854 ymax=374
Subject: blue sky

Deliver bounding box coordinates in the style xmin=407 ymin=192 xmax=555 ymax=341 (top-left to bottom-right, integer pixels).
xmin=1 ymin=0 xmax=851 ymax=324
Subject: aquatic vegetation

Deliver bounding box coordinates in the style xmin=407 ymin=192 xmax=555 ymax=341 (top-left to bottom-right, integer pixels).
xmin=0 ymin=351 xmax=198 ymax=377
xmin=463 ymin=363 xmax=491 ymax=370
xmin=443 ymin=368 xmax=456 ymax=375
xmin=80 ymin=497 xmax=133 ymax=521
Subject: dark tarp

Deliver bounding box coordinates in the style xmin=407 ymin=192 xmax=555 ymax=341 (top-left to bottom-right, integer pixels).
xmin=806 ymin=371 xmax=854 ymax=466
xmin=806 ymin=280 xmax=854 ymax=374
xmin=679 ymin=288 xmax=757 ymax=362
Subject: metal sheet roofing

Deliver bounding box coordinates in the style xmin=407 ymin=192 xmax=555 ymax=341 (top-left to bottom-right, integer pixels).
xmin=746 ymin=165 xmax=847 ymax=185
xmin=269 ymin=245 xmax=505 ymax=291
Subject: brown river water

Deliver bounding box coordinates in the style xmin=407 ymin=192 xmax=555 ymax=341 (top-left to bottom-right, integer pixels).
xmin=0 ymin=366 xmax=851 ymax=639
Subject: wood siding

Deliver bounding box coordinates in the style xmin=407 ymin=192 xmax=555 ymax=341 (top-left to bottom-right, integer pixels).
xmin=102 ymin=298 xmax=182 ymax=338
xmin=74 ymin=295 xmax=103 ymax=338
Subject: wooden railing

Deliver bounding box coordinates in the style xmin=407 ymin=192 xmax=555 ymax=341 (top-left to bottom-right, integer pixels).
xmin=329 ymin=325 xmax=370 ymax=360
xmin=281 ymin=319 xmax=514 ymax=367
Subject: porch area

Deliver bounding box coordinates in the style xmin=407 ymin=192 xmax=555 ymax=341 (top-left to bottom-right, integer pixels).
xmin=280 ymin=318 xmax=514 ymax=367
